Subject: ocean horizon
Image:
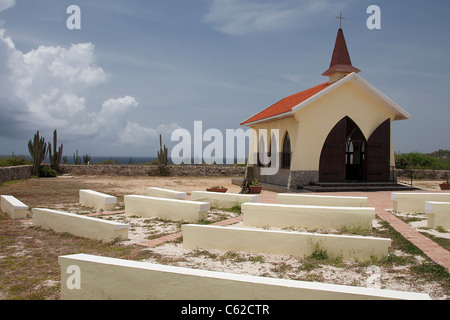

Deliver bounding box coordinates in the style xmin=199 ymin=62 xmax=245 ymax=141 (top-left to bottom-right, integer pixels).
xmin=1 ymin=155 xmax=247 ymax=165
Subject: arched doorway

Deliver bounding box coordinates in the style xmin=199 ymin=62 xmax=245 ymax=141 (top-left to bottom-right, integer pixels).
xmin=319 ymin=117 xmax=367 ymax=182
xmin=319 ymin=117 xmax=391 ymax=182
xmin=345 ymin=118 xmax=366 ymax=181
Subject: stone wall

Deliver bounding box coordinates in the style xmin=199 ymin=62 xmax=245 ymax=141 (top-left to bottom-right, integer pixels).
xmin=252 ymin=167 xmax=291 ymax=186
xmin=1 ymin=164 xmax=447 ymax=184
xmin=396 ymin=169 xmax=450 ymax=181
xmin=288 ymin=170 xmax=320 ymax=188
xmin=0 ymin=165 xmax=32 ymax=184
xmin=252 ymin=166 xmax=319 ymax=189
xmin=59 ymin=164 xmax=246 ymax=177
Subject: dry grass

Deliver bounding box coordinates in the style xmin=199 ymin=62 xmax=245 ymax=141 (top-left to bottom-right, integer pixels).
xmin=0 ymin=176 xmax=449 ymax=300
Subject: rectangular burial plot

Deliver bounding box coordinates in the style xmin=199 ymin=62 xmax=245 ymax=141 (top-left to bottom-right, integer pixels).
xmin=190 ymin=191 xmax=258 ymax=209
xmin=242 ymin=202 xmax=375 ymax=231
xmin=32 ymin=208 xmax=130 ymax=242
xmin=1 ymin=195 xmax=28 ymax=220
xmin=391 ymin=192 xmax=450 ymax=213
xmin=147 ymin=187 xmax=187 ymax=200
xmin=182 ymin=224 xmax=391 ymax=261
xmin=58 ymin=253 xmax=431 ymax=300
xmin=425 ymin=201 xmax=450 ymax=230
xmin=124 ymin=195 xmax=209 ymax=223
xmin=277 ymin=194 xmax=368 ymax=207
xmin=79 ymin=189 xmax=117 ymax=211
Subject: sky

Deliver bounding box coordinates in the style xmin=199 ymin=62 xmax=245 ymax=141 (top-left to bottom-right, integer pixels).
xmin=0 ymin=0 xmax=449 ymax=159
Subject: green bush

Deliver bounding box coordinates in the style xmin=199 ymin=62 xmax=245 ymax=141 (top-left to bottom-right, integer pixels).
xmin=95 ymin=159 xmax=119 ymax=165
xmin=38 ymin=166 xmax=58 ymax=177
xmin=0 ymin=155 xmax=31 ymax=167
xmin=396 ymin=152 xmax=450 ymax=170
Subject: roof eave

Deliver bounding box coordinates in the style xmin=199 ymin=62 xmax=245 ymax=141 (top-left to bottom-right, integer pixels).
xmin=291 ymin=72 xmax=410 ymax=121
xmin=240 ymin=111 xmax=294 ymax=127
xmin=350 ymin=74 xmax=411 ymax=121
xmin=241 ymin=72 xmax=410 ymax=127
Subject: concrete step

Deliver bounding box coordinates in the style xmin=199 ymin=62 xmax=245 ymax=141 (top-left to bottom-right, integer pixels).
xmin=300 ymin=183 xmax=418 ymax=193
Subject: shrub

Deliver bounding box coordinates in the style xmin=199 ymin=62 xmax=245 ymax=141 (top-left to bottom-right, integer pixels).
xmin=96 ymin=159 xmax=119 ymax=165
xmin=38 ymin=166 xmax=58 ymax=177
xmin=395 ymin=152 xmax=450 ymax=170
xmin=0 ymin=155 xmax=31 ymax=167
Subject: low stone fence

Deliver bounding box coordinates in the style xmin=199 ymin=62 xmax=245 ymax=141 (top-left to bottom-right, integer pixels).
xmin=396 ymin=169 xmax=450 ymax=181
xmin=2 ymin=165 xmax=446 ymax=183
xmin=59 ymin=164 xmax=246 ymax=177
xmin=0 ymin=165 xmax=32 ymax=184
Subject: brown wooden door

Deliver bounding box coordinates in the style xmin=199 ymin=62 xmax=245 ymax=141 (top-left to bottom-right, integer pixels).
xmin=366 ymin=119 xmax=391 ymax=182
xmin=319 ymin=117 xmax=347 ymax=182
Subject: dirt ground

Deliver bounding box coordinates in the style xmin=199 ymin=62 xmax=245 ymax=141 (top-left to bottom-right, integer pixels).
xmin=0 ymin=175 xmax=448 ymax=300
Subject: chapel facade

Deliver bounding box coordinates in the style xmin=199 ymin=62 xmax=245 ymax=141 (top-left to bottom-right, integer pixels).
xmin=241 ymin=27 xmax=410 ymax=190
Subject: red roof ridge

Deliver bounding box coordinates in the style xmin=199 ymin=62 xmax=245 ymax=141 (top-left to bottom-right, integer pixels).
xmin=241 ymin=81 xmax=331 ymax=126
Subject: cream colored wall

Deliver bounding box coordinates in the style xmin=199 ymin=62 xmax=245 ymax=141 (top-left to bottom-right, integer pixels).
xmin=392 ymin=193 xmax=450 ymax=213
xmin=58 ymin=254 xmax=431 ymax=300
xmin=182 ymin=224 xmax=390 ymax=261
xmin=425 ymin=201 xmax=450 ymax=229
xmin=242 ymin=203 xmax=375 ymax=231
xmin=294 ymin=82 xmax=394 ymax=170
xmin=124 ymin=195 xmax=209 ymax=222
xmin=247 ymin=116 xmax=298 ymax=166
xmin=1 ymin=195 xmax=28 ymax=220
xmin=147 ymin=187 xmax=187 ymax=200
xmin=79 ymin=190 xmax=117 ymax=211
xmin=190 ymin=191 xmax=258 ymax=209
xmin=32 ymin=208 xmax=129 ymax=242
xmin=247 ymin=81 xmax=397 ymax=170
xmin=277 ymin=194 xmax=368 ymax=207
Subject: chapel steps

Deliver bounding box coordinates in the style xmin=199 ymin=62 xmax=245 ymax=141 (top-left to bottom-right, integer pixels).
xmin=299 ymin=182 xmax=419 ymax=193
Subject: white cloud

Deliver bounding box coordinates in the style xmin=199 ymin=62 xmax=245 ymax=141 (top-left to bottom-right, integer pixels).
xmin=119 ymin=122 xmax=158 ymax=145
xmin=48 ymin=43 xmax=109 ymax=86
xmin=204 ymin=0 xmax=349 ymax=35
xmin=0 ymin=0 xmax=15 ymax=12
xmin=95 ymin=96 xmax=139 ymax=134
xmin=1 ymin=34 xmax=110 ymax=128
xmin=119 ymin=122 xmax=181 ymax=146
xmin=101 ymin=96 xmax=138 ymax=115
xmin=0 ymin=28 xmax=171 ymax=149
xmin=157 ymin=123 xmax=182 ymax=136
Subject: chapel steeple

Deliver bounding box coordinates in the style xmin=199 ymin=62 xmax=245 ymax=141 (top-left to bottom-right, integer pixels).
xmin=322 ymin=27 xmax=361 ymax=83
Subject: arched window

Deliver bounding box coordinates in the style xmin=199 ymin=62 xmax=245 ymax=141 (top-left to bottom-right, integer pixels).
xmin=282 ymin=132 xmax=291 ymax=169
xmin=257 ymin=135 xmax=266 ymax=167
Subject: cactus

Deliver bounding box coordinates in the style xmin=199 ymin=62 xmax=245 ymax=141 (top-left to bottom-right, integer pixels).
xmin=48 ymin=129 xmax=63 ymax=172
xmin=73 ymin=150 xmax=82 ymax=165
xmin=28 ymin=131 xmax=48 ymax=176
xmin=83 ymin=154 xmax=91 ymax=165
xmin=157 ymin=134 xmax=169 ymax=175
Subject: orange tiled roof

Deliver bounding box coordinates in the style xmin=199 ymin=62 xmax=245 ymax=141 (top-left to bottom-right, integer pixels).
xmin=241 ymin=82 xmax=331 ymax=125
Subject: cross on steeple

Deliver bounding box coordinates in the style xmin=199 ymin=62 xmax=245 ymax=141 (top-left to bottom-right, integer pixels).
xmin=336 ymin=12 xmax=346 ymax=28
